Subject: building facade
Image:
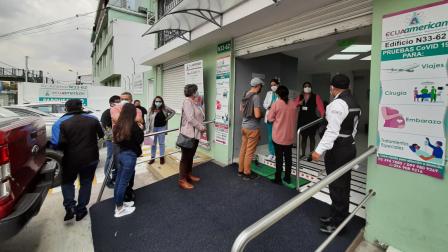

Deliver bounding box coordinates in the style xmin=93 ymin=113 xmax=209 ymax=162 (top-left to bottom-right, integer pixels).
xmin=91 ymin=0 xmax=156 ymax=105
xmin=140 ymin=0 xmax=448 ymax=251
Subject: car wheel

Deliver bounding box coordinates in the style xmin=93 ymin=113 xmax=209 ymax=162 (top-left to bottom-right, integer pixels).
xmin=45 ymin=149 xmax=63 ymax=188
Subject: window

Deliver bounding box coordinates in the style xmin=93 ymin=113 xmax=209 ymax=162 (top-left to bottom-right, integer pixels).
xmin=31 ymin=105 xmax=52 ymax=114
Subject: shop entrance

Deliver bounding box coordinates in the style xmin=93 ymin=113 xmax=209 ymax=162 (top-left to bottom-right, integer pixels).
xmin=232 ymin=27 xmax=372 ymax=210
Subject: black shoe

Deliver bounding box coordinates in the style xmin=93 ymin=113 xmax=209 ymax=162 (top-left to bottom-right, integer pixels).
xmin=243 ymin=173 xmax=258 ymax=181
xmin=76 ymin=210 xmax=88 ymax=221
xmin=106 ymin=180 xmax=115 ymax=189
xmin=283 ymin=177 xmax=291 ymax=184
xmin=319 ymin=216 xmax=332 ymax=224
xmin=64 ymin=207 xmax=76 ymax=221
xmin=320 ymin=224 xmax=337 ymax=234
xmin=307 ymin=156 xmax=313 ymax=162
xmin=271 ymin=178 xmax=281 ymax=185
xmin=238 ymin=171 xmax=244 ymax=177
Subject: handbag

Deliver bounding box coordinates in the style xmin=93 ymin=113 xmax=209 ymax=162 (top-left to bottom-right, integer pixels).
xmin=176 ymin=109 xmax=196 ymax=149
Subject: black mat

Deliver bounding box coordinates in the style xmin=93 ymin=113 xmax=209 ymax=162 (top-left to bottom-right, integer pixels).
xmin=90 ymin=162 xmax=365 ymax=252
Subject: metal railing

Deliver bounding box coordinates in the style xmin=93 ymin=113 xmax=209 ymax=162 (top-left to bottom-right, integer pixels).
xmin=296 ymin=117 xmax=324 ymax=191
xmin=96 ymin=120 xmax=214 ymax=203
xmin=231 ymin=146 xmax=377 ymax=252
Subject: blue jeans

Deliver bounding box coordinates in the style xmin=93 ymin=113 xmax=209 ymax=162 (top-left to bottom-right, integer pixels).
xmin=114 ymin=150 xmax=137 ymax=207
xmin=61 ymin=161 xmax=99 ymax=214
xmin=104 ymin=140 xmax=117 ymax=181
xmin=151 ymin=126 xmax=167 ymax=158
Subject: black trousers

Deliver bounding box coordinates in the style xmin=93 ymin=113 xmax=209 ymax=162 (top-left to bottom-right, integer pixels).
xmin=273 ymin=142 xmax=292 ymax=181
xmin=324 ymin=137 xmax=356 ymax=225
xmin=179 ymin=139 xmax=199 ymax=180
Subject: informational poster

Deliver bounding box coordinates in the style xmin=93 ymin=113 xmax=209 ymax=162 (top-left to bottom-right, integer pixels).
xmin=133 ymin=73 xmax=144 ymax=94
xmin=39 ymin=84 xmax=88 ymax=105
xmin=214 ymin=56 xmax=231 ymax=145
xmin=185 ymin=60 xmax=210 ymax=149
xmin=378 ymin=2 xmax=448 ymax=179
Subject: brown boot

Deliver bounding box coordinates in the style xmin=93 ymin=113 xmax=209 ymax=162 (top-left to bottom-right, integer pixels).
xmin=178 ymin=179 xmax=194 ymax=190
xmin=188 ymin=173 xmax=200 ymax=183
xmin=160 ymin=157 xmax=165 ymax=165
xmin=148 ymin=159 xmax=155 ymax=165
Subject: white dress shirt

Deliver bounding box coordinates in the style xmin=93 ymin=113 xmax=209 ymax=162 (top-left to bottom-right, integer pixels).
xmin=315 ymin=93 xmax=355 ymax=155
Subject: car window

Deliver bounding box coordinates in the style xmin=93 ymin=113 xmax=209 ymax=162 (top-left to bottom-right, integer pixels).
xmin=54 ymin=104 xmax=66 ymax=113
xmin=0 ymin=107 xmax=19 ymax=118
xmin=31 ymin=105 xmax=52 ymax=114
xmin=4 ymin=107 xmax=39 ymax=117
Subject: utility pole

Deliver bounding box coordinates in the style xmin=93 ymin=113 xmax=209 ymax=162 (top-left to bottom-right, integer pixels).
xmin=25 ymin=56 xmax=29 ymax=83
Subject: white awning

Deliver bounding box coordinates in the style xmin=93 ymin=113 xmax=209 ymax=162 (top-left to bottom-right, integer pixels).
xmin=142 ymin=0 xmax=247 ymax=39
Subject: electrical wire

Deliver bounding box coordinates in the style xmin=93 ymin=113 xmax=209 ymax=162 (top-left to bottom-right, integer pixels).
xmin=0 ymin=9 xmax=102 ymax=39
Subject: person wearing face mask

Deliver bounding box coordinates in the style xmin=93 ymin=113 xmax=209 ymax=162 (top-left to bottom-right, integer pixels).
xmin=311 ymin=74 xmax=361 ymax=234
xmin=147 ymin=96 xmax=175 ymax=165
xmin=111 ymin=92 xmax=144 ymax=129
xmin=263 ymin=79 xmax=280 ymax=161
xmin=295 ymin=82 xmax=325 ymax=161
xmin=238 ymin=77 xmax=264 ymax=180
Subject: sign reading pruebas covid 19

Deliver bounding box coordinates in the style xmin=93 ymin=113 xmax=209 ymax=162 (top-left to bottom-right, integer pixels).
xmin=39 ymin=84 xmax=88 ymax=106
xmin=378 ymin=1 xmax=448 ymax=179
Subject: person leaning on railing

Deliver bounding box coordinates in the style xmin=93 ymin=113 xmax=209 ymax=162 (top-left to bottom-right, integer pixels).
xmin=147 ymin=96 xmax=175 ymax=165
xmin=178 ymin=84 xmax=206 ymax=190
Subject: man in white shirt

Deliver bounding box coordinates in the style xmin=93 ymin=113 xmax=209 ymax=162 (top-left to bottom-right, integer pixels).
xmin=311 ymin=74 xmax=361 ymax=234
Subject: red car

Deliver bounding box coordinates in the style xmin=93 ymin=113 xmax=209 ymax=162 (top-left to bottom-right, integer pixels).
xmin=0 ymin=108 xmax=60 ymax=241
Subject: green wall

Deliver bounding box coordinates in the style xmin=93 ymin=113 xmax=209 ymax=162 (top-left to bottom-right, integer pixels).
xmin=109 ymin=9 xmax=147 ymax=24
xmin=365 ymin=1 xmax=448 ymax=251
xmin=156 ymin=43 xmax=234 ymax=165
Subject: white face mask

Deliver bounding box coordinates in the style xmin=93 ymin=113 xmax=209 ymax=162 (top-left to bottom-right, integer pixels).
xmin=304 ymin=87 xmax=312 ymax=93
xmin=155 ymin=101 xmax=162 ymax=108
xmin=271 ymin=85 xmax=278 ymax=92
xmin=120 ymin=100 xmax=129 ymax=105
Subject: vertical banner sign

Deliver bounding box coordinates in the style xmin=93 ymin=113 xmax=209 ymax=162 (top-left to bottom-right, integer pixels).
xmin=133 ymin=73 xmax=144 ymax=95
xmin=378 ymin=2 xmax=448 ymax=179
xmin=39 ymin=84 xmax=88 ymax=106
xmin=185 ymin=60 xmax=210 ymax=149
xmin=215 ymin=56 xmax=231 ymax=145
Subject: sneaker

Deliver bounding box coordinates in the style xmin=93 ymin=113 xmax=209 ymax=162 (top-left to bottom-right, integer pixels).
xmin=243 ymin=173 xmax=258 ymax=181
xmin=123 ymin=201 xmax=135 ymax=207
xmin=114 ymin=206 xmax=136 ymax=218
xmin=106 ymin=180 xmax=115 ymax=189
xmin=237 ymin=171 xmax=244 ymax=177
xmin=320 ymin=224 xmax=339 ymax=234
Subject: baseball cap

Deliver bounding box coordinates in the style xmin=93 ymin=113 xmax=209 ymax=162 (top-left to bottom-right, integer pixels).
xmin=250 ymin=77 xmax=264 ymax=87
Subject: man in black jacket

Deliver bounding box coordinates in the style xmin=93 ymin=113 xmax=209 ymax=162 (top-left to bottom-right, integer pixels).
xmin=51 ymin=99 xmax=104 ymax=222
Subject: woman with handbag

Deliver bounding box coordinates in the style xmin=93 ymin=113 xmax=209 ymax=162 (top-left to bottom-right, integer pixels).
xmin=177 ymin=84 xmax=206 ymax=190
xmin=113 ymin=103 xmax=144 ymax=217
xmin=147 ymin=96 xmax=175 ymax=165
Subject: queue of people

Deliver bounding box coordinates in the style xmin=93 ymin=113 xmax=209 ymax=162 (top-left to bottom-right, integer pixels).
xmin=50 ymin=73 xmax=359 ymax=235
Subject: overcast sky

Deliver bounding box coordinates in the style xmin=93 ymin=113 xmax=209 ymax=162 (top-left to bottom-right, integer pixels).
xmin=0 ymin=0 xmax=97 ymax=83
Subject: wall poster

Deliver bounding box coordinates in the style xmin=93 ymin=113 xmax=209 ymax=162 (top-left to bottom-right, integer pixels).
xmin=214 ymin=56 xmax=231 ymax=145
xmin=185 ymin=60 xmax=210 ymax=149
xmin=378 ymin=1 xmax=448 ymax=179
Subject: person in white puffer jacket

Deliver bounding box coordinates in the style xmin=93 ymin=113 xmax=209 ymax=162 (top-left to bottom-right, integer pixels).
xmin=263 ymin=79 xmax=280 ymax=161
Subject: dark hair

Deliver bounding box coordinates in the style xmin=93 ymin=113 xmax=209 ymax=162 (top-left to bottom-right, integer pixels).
xmin=109 ymin=95 xmax=120 ymax=104
xmin=184 ymin=84 xmax=198 ymax=97
xmin=134 ymin=100 xmax=141 ymax=104
xmin=270 ymin=79 xmax=280 ymax=85
xmin=65 ymin=99 xmax=82 ymax=112
xmin=276 ymin=85 xmax=289 ymax=104
xmin=113 ymin=103 xmax=136 ymax=143
xmin=150 ymin=96 xmax=165 ymax=112
xmin=303 ymin=81 xmax=312 ymax=87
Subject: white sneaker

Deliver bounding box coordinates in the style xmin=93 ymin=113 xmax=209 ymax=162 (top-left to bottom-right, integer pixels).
xmin=268 ymin=155 xmax=276 ymax=161
xmin=114 ymin=206 xmax=136 ymax=218
xmin=123 ymin=201 xmax=134 ymax=207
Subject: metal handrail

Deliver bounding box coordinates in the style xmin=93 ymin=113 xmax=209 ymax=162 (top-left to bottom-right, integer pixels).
xmin=315 ymin=189 xmax=375 ymax=252
xmin=231 ymin=146 xmax=377 ymax=252
xmin=96 ymin=120 xmax=215 ymax=203
xmin=296 ymin=117 xmax=324 ymax=191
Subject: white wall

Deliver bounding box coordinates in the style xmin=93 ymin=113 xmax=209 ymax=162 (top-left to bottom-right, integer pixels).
xmin=112 ymin=19 xmax=154 ymax=90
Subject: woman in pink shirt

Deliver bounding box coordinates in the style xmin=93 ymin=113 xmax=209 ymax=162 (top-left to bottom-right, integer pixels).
xmin=267 ymin=86 xmax=298 ymax=184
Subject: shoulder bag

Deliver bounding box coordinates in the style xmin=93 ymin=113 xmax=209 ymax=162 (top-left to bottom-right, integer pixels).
xmin=176 ymin=107 xmax=196 ymax=149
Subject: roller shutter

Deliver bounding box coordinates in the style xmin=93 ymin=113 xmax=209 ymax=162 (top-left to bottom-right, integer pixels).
xmin=234 ymin=0 xmax=373 ymax=57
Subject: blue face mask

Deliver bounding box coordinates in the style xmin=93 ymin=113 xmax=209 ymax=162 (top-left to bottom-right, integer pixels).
xmin=155 ymin=101 xmax=162 ymax=108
